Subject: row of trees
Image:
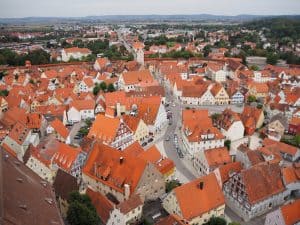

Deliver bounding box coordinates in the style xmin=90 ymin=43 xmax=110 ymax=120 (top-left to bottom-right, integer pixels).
xmin=0 ymin=48 xmax=51 ymax=66
xmin=65 ymin=39 xmax=134 ymax=61
xmin=148 ymin=49 xmax=200 ymax=59
xmin=93 ymin=81 xmax=116 ymax=96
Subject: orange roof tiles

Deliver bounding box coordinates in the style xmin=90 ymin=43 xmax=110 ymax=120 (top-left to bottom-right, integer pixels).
xmin=289 ymin=117 xmax=300 ymax=126
xmin=248 ymin=82 xmax=269 ymax=93
xmin=86 ymin=188 xmax=114 ymax=224
xmin=242 ymin=162 xmax=285 ymax=204
xmin=122 ymin=115 xmax=141 ymax=132
xmin=70 ymin=99 xmax=95 ymax=110
xmin=122 ymin=69 xmax=154 ymax=85
xmin=50 ymin=118 xmax=69 ymax=139
xmin=95 ymin=57 xmax=110 ymax=68
xmin=83 ymin=142 xmax=148 ymax=194
xmin=138 ymin=145 xmax=175 ymax=175
xmin=136 ymin=96 xmax=161 ymax=125
xmin=64 ymin=47 xmax=91 ymax=54
xmin=218 ymin=162 xmax=242 ymax=184
xmin=52 ymin=143 xmax=81 ymax=172
xmin=155 ymin=214 xmax=189 ymax=225
xmin=88 ymin=114 xmax=121 ymax=143
xmin=281 ymin=199 xmax=300 ymax=225
xmin=174 ymin=173 xmax=225 ymax=220
xmin=117 ymin=194 xmax=143 ymax=214
xmin=204 ymin=147 xmax=231 ymax=168
xmin=282 ymin=164 xmax=300 ymax=185
xmin=262 ymin=138 xmax=298 ymax=156
xmin=182 ymin=109 xmax=224 ymax=142
xmin=7 ymin=122 xmax=30 ymax=145
xmin=216 ymin=108 xmax=242 ymax=131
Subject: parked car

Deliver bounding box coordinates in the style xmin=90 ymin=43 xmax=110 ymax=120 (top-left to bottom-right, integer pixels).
xmin=165 ymin=136 xmax=170 ymax=141
xmin=141 ymin=142 xmax=147 ymax=147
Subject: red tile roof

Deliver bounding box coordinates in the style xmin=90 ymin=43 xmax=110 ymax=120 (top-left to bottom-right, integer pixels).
xmin=281 ymin=199 xmax=300 ymax=225
xmin=155 ymin=214 xmax=189 ymax=225
xmin=70 ymin=99 xmax=95 ymax=111
xmin=138 ymin=145 xmax=175 ymax=175
xmin=83 ymin=142 xmax=148 ymax=195
xmin=64 ymin=47 xmax=91 ymax=54
xmin=88 ymin=114 xmax=121 ymax=143
xmin=50 ymin=118 xmax=69 ymax=139
xmin=262 ymin=138 xmax=298 ymax=156
xmin=204 ymin=147 xmax=231 ymax=168
xmin=52 ymin=143 xmax=81 ymax=172
xmin=217 ymin=162 xmax=243 ymax=184
xmin=174 ymin=173 xmax=225 ymax=220
xmin=122 ymin=70 xmax=154 ymax=85
xmin=86 ymin=188 xmax=114 ymax=224
xmin=242 ymin=162 xmax=285 ymax=204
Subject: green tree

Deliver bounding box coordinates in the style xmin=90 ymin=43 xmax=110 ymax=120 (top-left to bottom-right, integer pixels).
xmin=250 ymin=65 xmax=259 ymax=71
xmin=248 ymin=95 xmax=256 ymax=103
xmin=266 ymin=52 xmax=279 ymax=65
xmin=211 ymin=113 xmax=221 ymax=122
xmin=0 ymin=90 xmax=9 ymax=97
xmin=203 ymin=45 xmax=212 ymax=57
xmin=67 ymin=191 xmax=100 ymax=225
xmin=204 ymin=216 xmax=227 ymax=225
xmin=93 ymin=85 xmax=101 ymax=96
xmin=99 ymin=82 xmax=107 ymax=91
xmin=166 ymin=180 xmax=181 ymax=193
xmin=225 ymin=140 xmax=231 ymax=150
xmin=107 ymin=83 xmax=116 ymax=92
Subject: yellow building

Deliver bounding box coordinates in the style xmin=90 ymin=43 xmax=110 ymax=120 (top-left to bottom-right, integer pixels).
xmin=211 ymin=83 xmax=230 ymax=105
xmin=123 ymin=115 xmax=149 ymax=142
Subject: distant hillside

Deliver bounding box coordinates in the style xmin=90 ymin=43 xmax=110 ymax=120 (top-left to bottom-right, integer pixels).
xmin=244 ymin=16 xmax=300 ymax=41
xmin=1 ymin=14 xmax=299 ymax=25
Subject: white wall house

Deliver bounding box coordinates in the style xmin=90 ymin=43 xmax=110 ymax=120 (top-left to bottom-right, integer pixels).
xmin=61 ymin=47 xmax=91 ymax=62
xmin=64 ymin=100 xmax=95 ymax=124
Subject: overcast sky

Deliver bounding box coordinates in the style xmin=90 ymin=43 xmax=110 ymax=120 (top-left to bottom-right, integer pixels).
xmin=1 ymin=0 xmax=300 ymax=18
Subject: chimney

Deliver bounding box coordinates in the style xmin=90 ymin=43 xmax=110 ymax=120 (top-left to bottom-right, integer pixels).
xmin=198 ymin=181 xmax=204 ymax=190
xmin=119 ymin=156 xmax=124 ymax=164
xmin=124 ymin=184 xmax=130 ymax=200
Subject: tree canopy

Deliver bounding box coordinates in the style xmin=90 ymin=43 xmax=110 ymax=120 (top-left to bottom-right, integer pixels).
xmin=67 ymin=191 xmax=100 ymax=225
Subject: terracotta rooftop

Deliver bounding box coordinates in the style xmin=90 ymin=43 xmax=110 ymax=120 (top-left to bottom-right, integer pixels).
xmin=83 ymin=142 xmax=148 ymax=195
xmin=88 ymin=114 xmax=121 ymax=143
xmin=117 ymin=194 xmax=143 ymax=214
xmin=217 ymin=162 xmax=243 ymax=185
xmin=155 ymin=214 xmax=189 ymax=225
xmin=262 ymin=138 xmax=298 ymax=157
xmin=50 ymin=118 xmax=69 ymax=139
xmin=242 ymin=162 xmax=285 ymax=204
xmin=122 ymin=69 xmax=154 ymax=85
xmin=86 ymin=188 xmax=114 ymax=224
xmin=204 ymin=147 xmax=231 ymax=168
xmin=174 ymin=173 xmax=225 ymax=220
xmin=281 ymin=199 xmax=300 ymax=225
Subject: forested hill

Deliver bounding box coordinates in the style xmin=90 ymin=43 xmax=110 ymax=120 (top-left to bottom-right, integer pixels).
xmin=244 ymin=17 xmax=300 ymax=41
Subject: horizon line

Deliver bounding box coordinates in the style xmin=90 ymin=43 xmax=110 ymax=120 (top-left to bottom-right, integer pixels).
xmin=1 ymin=13 xmax=300 ymax=20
